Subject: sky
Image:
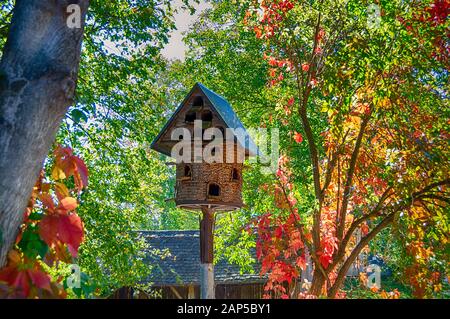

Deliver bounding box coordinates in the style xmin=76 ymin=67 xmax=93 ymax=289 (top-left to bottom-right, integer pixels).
xmin=161 ymin=0 xmax=211 ymax=61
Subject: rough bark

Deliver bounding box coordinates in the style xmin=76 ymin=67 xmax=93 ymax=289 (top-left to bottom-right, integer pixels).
xmin=309 ymin=268 xmax=327 ymax=296
xmin=0 ymin=0 xmax=89 ymax=267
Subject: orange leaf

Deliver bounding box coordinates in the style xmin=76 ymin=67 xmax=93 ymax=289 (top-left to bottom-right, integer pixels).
xmin=59 ymin=197 xmax=78 ymax=212
xmin=39 ymin=213 xmax=84 ymax=258
xmin=361 ymin=222 xmax=369 ymax=236
xmin=296 ymin=256 xmax=307 ymax=270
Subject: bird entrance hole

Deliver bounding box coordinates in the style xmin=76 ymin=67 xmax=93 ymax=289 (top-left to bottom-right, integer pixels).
xmin=193 ymin=96 xmax=204 ymax=107
xmin=185 ymin=111 xmax=196 ymax=124
xmin=184 ymin=165 xmax=192 ymax=178
xmin=208 ymin=183 xmax=220 ymax=197
xmin=201 ymin=110 xmax=213 ymax=122
xmin=232 ymin=168 xmax=239 ymax=181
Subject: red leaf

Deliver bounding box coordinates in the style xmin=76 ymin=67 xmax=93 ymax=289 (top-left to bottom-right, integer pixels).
xmin=287 ymin=97 xmax=295 ymax=106
xmin=73 ymin=156 xmax=88 ymax=189
xmin=0 ymin=266 xmax=18 ymax=286
xmin=294 ymin=132 xmax=303 ymax=144
xmin=318 ymin=251 xmax=333 ymax=269
xmin=301 ymin=63 xmax=310 ymax=72
xmin=269 ymin=57 xmax=278 ymax=66
xmin=274 ymin=226 xmax=283 ymax=238
xmin=58 ymin=214 xmax=84 ymax=257
xmin=12 ymin=271 xmax=30 ymax=297
xmin=27 ymin=269 xmax=51 ymax=292
xmin=39 ymin=193 xmax=55 ymax=212
xmin=55 ymin=146 xmax=73 ymax=158
xmin=39 ymin=215 xmax=59 ymax=247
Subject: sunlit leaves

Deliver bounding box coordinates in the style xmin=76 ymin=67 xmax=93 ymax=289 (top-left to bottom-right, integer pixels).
xmin=54 ymin=146 xmax=89 ymax=191
xmin=243 ymin=0 xmax=449 ymax=299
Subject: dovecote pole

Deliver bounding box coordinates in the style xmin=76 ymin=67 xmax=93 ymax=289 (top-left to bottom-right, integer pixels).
xmin=151 ymin=83 xmax=259 ymax=299
xmin=200 ymin=206 xmax=215 ymax=299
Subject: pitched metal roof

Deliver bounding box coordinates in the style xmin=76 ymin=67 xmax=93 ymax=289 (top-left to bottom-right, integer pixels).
xmin=140 ymin=230 xmax=265 ymax=286
xmin=151 ymin=83 xmax=260 ymax=157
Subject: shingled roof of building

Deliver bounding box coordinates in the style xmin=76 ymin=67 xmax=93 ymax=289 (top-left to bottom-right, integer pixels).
xmin=139 ymin=230 xmax=265 ymax=286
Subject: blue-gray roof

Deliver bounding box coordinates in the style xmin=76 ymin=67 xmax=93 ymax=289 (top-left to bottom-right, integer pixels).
xmin=151 ymin=83 xmax=260 ymax=157
xmin=140 ymin=230 xmax=265 ymax=286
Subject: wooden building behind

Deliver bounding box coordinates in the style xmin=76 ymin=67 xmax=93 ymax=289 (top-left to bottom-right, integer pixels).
xmin=112 ymin=230 xmax=266 ymax=299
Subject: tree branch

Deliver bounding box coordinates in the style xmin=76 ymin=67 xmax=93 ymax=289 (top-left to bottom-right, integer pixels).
xmin=330 ymin=187 xmax=393 ymax=271
xmin=336 ymin=115 xmax=371 ymax=243
xmin=327 ymin=212 xmax=396 ymax=298
xmin=296 ymin=11 xmax=324 ymax=255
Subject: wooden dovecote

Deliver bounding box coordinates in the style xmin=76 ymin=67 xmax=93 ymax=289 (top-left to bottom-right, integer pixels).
xmin=151 ymin=83 xmax=258 ymax=212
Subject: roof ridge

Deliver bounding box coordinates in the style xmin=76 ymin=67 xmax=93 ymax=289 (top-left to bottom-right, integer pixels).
xmin=138 ymin=230 xmax=200 ymax=237
xmin=139 ymin=229 xmax=199 ymax=232
xmin=196 ymin=82 xmax=228 ymax=102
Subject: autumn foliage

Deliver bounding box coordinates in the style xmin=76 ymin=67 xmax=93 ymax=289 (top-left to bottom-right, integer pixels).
xmin=0 ymin=146 xmax=88 ymax=298
xmin=246 ymin=0 xmax=449 ymax=298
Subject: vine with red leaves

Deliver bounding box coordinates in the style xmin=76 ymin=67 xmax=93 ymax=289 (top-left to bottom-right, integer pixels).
xmin=0 ymin=146 xmax=88 ymax=298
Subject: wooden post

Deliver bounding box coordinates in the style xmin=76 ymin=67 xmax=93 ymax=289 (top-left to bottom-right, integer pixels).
xmin=188 ymin=285 xmax=195 ymax=299
xmin=200 ymin=207 xmax=215 ymax=299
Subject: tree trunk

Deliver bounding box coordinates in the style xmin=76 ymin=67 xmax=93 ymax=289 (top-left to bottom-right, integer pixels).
xmin=309 ymin=268 xmax=327 ymax=296
xmin=0 ymin=0 xmax=89 ymax=267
